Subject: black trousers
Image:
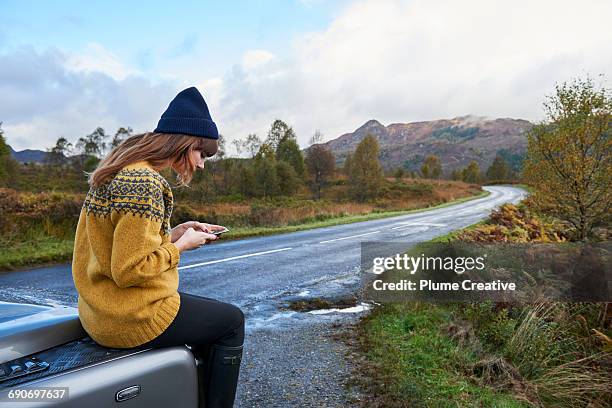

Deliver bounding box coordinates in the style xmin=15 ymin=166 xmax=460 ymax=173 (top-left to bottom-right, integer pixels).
xmin=140 ymin=291 xmax=245 ymax=349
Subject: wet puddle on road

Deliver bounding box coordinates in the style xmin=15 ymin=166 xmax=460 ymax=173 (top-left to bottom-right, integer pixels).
xmin=306 ymin=302 xmax=372 ymax=315
xmin=245 ymin=295 xmax=374 ymax=332
xmin=285 ymin=296 xmax=373 ymax=315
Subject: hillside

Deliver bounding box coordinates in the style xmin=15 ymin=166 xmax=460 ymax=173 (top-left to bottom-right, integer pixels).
xmin=317 ymin=115 xmax=531 ymax=173
xmin=9 ymin=146 xmax=50 ymax=164
xmin=8 ymin=115 xmax=531 ymax=173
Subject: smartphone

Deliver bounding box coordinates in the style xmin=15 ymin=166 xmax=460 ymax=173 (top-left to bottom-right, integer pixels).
xmin=211 ymin=227 xmax=230 ymax=235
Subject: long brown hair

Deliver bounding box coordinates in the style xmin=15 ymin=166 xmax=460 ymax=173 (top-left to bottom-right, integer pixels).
xmin=89 ymin=132 xmax=218 ymax=188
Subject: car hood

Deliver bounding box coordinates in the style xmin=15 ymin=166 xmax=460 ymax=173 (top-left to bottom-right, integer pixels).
xmin=0 ymin=301 xmax=86 ymax=364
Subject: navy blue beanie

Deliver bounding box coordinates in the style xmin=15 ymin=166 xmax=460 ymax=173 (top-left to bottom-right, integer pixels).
xmin=154 ymin=87 xmax=219 ymax=140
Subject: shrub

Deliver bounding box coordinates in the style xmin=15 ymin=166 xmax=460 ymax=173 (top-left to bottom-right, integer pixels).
xmin=458 ymin=203 xmax=569 ymax=243
xmin=170 ymin=204 xmax=200 ymax=225
xmin=248 ymin=202 xmax=281 ymax=227
xmin=463 ymin=302 xmax=518 ymax=349
xmin=0 ymin=188 xmax=82 ymax=238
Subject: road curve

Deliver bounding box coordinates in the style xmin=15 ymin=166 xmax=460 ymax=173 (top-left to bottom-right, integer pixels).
xmin=0 ymin=185 xmax=526 ymax=315
xmin=0 ymin=185 xmax=526 ymax=407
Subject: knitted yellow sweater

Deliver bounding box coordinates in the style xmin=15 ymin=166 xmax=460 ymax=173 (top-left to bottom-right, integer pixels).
xmin=72 ymin=160 xmax=181 ymax=348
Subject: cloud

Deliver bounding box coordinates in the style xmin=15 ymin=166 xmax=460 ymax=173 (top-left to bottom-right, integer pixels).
xmin=0 ymin=45 xmax=177 ymax=151
xmin=242 ymin=49 xmax=275 ymax=70
xmin=66 ymin=43 xmax=138 ymax=81
xmin=3 ymin=0 xmax=611 ymax=154
xmin=212 ymin=0 xmax=612 ymax=150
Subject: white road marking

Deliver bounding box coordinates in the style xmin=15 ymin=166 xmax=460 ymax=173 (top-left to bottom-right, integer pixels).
xmin=393 ymin=226 xmax=430 ymax=236
xmin=178 ymin=247 xmax=294 ymax=270
xmin=319 ymin=230 xmax=381 ymax=244
xmin=391 ymin=222 xmax=447 ymax=230
xmin=177 ymin=188 xmax=524 ymax=270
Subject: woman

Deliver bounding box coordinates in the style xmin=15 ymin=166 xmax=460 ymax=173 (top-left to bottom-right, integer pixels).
xmin=71 ymin=87 xmax=244 ymax=408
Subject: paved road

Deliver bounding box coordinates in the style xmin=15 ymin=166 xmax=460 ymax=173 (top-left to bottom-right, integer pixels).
xmin=0 ymin=185 xmax=526 ymax=407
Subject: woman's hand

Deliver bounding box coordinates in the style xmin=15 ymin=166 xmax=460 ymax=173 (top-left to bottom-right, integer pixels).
xmin=173 ymin=227 xmax=218 ymax=253
xmin=171 ymin=221 xmax=227 ymax=243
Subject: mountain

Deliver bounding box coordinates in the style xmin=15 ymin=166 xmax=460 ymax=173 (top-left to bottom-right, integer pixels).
xmin=317 ymin=115 xmax=532 ymax=173
xmin=9 ymin=146 xmax=51 ymax=164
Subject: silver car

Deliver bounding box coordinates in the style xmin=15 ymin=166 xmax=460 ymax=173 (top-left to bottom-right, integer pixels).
xmin=0 ymin=301 xmax=201 ymax=407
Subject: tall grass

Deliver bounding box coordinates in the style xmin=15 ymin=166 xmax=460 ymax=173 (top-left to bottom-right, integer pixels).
xmin=502 ymin=302 xmax=611 ymax=407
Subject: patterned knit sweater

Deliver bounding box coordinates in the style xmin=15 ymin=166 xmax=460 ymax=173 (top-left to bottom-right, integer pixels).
xmin=72 ymin=160 xmax=181 ymax=348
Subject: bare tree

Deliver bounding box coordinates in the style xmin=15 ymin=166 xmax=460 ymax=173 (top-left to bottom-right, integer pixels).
xmin=77 ymin=127 xmax=107 ymax=158
xmin=309 ymin=130 xmax=324 ymax=146
xmin=305 ymin=143 xmax=335 ymax=200
xmin=46 ymin=137 xmax=72 ymax=166
xmin=244 ymin=133 xmax=262 ymax=158
xmin=111 ymin=127 xmax=133 ymax=149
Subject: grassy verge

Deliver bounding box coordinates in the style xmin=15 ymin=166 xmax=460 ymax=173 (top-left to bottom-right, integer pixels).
xmin=0 ymin=236 xmax=75 ymax=271
xmin=352 ymin=302 xmax=529 ymax=407
xmin=354 ymin=300 xmax=610 ymax=408
xmin=347 ymin=202 xmax=611 ymax=407
xmin=350 ymin=218 xmax=529 ymax=407
xmin=0 ymin=190 xmax=489 ymax=272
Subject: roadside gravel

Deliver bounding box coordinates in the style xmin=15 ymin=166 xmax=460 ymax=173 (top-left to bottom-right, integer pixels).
xmin=237 ymin=316 xmax=364 ymax=408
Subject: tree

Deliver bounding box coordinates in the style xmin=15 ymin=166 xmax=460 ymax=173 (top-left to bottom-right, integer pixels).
xmin=176 ymin=162 xmax=215 ymax=200
xmin=46 ymin=137 xmax=72 ymax=166
xmin=252 ymin=143 xmax=279 ymax=198
xmin=220 ymin=158 xmax=241 ymax=195
xmin=77 ymin=127 xmax=107 ymax=158
xmin=215 ymin=134 xmax=227 ymax=160
xmin=205 ymin=134 xmax=226 ymax=192
xmin=450 ymin=169 xmax=462 ymax=181
xmin=276 ymin=136 xmax=305 ymax=178
xmin=305 ymin=144 xmax=335 ymax=199
xmin=82 ymin=155 xmax=101 ymax=173
xmin=255 ymin=143 xmax=275 ymax=160
xmin=430 ymin=156 xmax=442 ymax=179
xmin=253 ymin=157 xmax=278 ymax=198
xmin=523 ymin=76 xmax=611 ymax=240
xmin=0 ymin=122 xmax=19 ymax=187
xmin=343 ymin=152 xmax=353 ymax=176
xmin=206 ymin=135 xmax=242 ymax=195
xmin=238 ymin=164 xmax=256 ymax=197
xmin=111 ymin=127 xmax=133 ymax=149
xmin=276 ymin=160 xmax=300 ymax=196
xmin=421 ymin=155 xmax=442 ymax=179
xmin=266 ymin=119 xmax=295 ymax=151
xmin=421 ymin=163 xmax=430 ymax=178
xmin=348 ymin=134 xmax=384 ymax=201
xmin=461 ymin=161 xmax=481 ymax=183
xmin=309 ymin=130 xmax=324 ymax=146
xmin=232 ymin=139 xmax=243 ymax=156
xmin=394 ymin=167 xmax=405 ymax=182
xmin=243 ymin=133 xmax=262 ymax=158
xmin=486 ymin=154 xmax=510 ymax=181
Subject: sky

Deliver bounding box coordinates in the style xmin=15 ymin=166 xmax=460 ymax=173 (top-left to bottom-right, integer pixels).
xmin=1 ymin=0 xmax=611 ymax=153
